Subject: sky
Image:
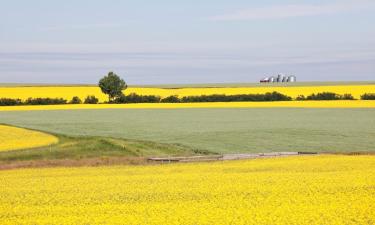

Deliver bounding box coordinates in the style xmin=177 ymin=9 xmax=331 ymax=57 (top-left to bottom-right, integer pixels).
xmin=0 ymin=0 xmax=374 ymax=85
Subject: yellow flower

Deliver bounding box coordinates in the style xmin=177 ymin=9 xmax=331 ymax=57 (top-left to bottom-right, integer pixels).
xmin=0 ymin=85 xmax=373 ymax=103
xmin=0 ymin=125 xmax=58 ymax=152
xmin=0 ymin=155 xmax=374 ymax=224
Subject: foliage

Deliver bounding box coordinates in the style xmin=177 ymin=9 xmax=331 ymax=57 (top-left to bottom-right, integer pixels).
xmin=160 ymin=95 xmax=181 ymax=103
xmin=0 ymin=98 xmax=22 ymax=106
xmin=0 ymin=133 xmax=205 ymax=163
xmin=302 ymin=92 xmax=356 ymax=100
xmin=69 ymin=96 xmax=82 ymax=104
xmin=84 ymin=96 xmax=99 ymax=104
xmin=181 ymin=92 xmax=292 ymax=102
xmin=361 ymin=93 xmax=375 ymax=100
xmin=25 ymin=97 xmax=67 ymax=105
xmin=98 ymin=72 xmax=127 ymax=101
xmin=112 ymin=93 xmax=161 ymax=103
xmin=1 ymin=84 xmax=375 ymax=103
xmin=296 ymin=95 xmax=306 ymax=100
xmin=341 ymin=93 xmax=355 ymax=100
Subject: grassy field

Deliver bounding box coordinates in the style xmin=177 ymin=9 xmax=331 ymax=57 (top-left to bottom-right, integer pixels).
xmin=1 ymin=155 xmax=374 ymax=225
xmin=0 ymin=133 xmax=209 ymax=169
xmin=1 ymin=108 xmax=374 ymax=154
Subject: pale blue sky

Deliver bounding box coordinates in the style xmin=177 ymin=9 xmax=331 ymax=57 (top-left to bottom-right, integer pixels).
xmin=1 ymin=0 xmax=374 ymax=84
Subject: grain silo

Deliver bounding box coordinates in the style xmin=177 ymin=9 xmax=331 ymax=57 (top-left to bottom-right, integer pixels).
xmin=288 ymin=76 xmax=296 ymax=82
xmin=277 ymin=74 xmax=284 ymax=82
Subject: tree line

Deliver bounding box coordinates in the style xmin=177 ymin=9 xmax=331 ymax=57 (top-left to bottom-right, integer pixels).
xmin=0 ymin=72 xmax=374 ymax=106
xmin=1 ymin=92 xmax=375 ymax=106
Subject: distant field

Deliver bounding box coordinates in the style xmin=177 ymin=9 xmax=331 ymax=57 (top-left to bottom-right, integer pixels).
xmin=137 ymin=81 xmax=375 ymax=88
xmin=1 ymin=108 xmax=374 ymax=153
xmin=1 ymin=155 xmax=374 ymax=225
xmin=1 ymin=83 xmax=374 ymax=102
xmin=1 ymin=81 xmax=374 ymax=87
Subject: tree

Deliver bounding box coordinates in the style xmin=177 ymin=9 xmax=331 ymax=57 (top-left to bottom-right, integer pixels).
xmin=69 ymin=96 xmax=82 ymax=104
xmin=98 ymin=72 xmax=127 ymax=102
xmin=84 ymin=95 xmax=99 ymax=104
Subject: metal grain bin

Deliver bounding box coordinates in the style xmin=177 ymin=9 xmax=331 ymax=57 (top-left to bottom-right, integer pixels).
xmin=277 ymin=74 xmax=284 ymax=82
xmin=288 ymin=76 xmax=296 ymax=82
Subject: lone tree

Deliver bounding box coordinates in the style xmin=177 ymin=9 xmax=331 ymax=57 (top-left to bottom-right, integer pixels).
xmin=98 ymin=72 xmax=127 ymax=102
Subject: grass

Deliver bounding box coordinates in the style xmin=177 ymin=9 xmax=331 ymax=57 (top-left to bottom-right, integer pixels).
xmin=0 ymin=133 xmax=211 ymax=169
xmin=0 ymin=135 xmax=213 ymax=170
xmin=1 ymin=108 xmax=374 ymax=154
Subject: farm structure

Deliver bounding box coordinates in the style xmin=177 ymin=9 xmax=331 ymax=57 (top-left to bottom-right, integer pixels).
xmin=261 ymin=74 xmax=296 ymax=83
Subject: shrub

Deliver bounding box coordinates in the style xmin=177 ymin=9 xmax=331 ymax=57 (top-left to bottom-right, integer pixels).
xmin=304 ymin=92 xmax=356 ymax=100
xmin=69 ymin=96 xmax=82 ymax=104
xmin=111 ymin=94 xmax=127 ymax=103
xmin=263 ymin=92 xmax=292 ymax=101
xmin=114 ymin=93 xmax=161 ymax=103
xmin=305 ymin=92 xmax=340 ymax=100
xmin=341 ymin=94 xmax=355 ymax=100
xmin=0 ymin=98 xmax=22 ymax=106
xmin=161 ymin=95 xmax=181 ymax=103
xmin=180 ymin=92 xmax=292 ymax=102
xmin=296 ymin=95 xmax=306 ymax=101
xmin=25 ymin=98 xmax=67 ymax=105
xmin=84 ymin=96 xmax=99 ymax=104
xmin=361 ymin=93 xmax=375 ymax=100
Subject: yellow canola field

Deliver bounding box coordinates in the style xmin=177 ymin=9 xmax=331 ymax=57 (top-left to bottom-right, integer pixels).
xmin=0 ymin=125 xmax=58 ymax=152
xmin=0 ymin=100 xmax=374 ymax=111
xmin=0 ymin=85 xmax=374 ymax=102
xmin=0 ymin=155 xmax=374 ymax=225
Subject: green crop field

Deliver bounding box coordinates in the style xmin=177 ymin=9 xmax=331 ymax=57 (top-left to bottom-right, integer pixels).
xmin=1 ymin=108 xmax=374 ymax=154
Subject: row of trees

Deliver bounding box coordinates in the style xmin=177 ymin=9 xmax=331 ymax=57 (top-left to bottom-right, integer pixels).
xmin=3 ymin=91 xmax=374 ymax=106
xmin=361 ymin=93 xmax=375 ymax=100
xmin=0 ymin=92 xmax=291 ymax=106
xmin=98 ymin=71 xmax=375 ymax=102
xmin=1 ymin=72 xmax=374 ymax=106
xmin=111 ymin=92 xmax=292 ymax=103
xmin=296 ymin=92 xmax=356 ymax=100
xmin=0 ymin=96 xmax=98 ymax=106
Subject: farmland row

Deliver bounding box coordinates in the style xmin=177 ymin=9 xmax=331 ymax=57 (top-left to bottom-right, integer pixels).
xmin=1 ymin=155 xmax=374 ymax=225
xmin=1 ymin=85 xmax=374 ymax=103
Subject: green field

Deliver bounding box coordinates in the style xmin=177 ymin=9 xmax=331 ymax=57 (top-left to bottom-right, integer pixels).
xmin=1 ymin=108 xmax=374 ymax=154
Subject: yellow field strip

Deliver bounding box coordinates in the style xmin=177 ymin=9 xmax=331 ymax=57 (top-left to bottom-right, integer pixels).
xmin=1 ymin=85 xmax=374 ymax=102
xmin=0 ymin=100 xmax=374 ymax=111
xmin=0 ymin=125 xmax=58 ymax=152
xmin=0 ymin=155 xmax=374 ymax=224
